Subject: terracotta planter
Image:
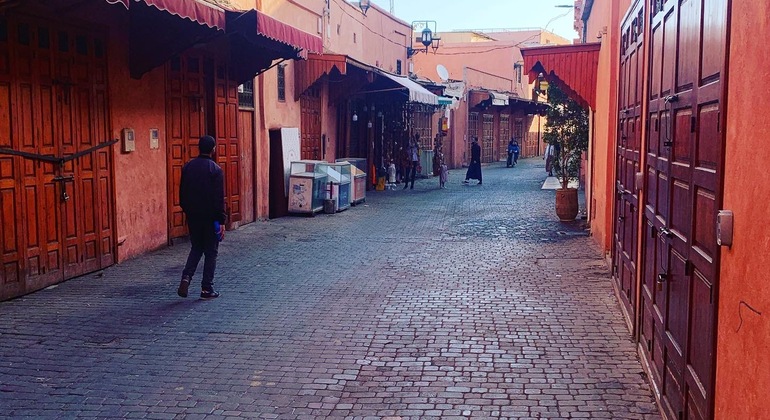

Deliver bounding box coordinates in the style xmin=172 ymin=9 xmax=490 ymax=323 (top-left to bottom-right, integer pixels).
xmin=555 ymin=188 xmax=579 ymax=221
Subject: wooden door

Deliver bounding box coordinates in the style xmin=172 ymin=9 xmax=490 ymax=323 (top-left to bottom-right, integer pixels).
xmin=612 ymin=0 xmax=644 ymax=331
xmin=1 ymin=16 xmax=113 ymax=300
xmin=300 ymin=86 xmax=321 ymax=160
xmin=498 ymin=114 xmax=510 ymax=161
xmin=213 ymin=62 xmax=241 ymax=227
xmin=481 ymin=113 xmax=494 ymax=163
xmin=166 ymin=53 xmax=206 ymax=239
xmin=641 ymin=0 xmax=727 ymax=418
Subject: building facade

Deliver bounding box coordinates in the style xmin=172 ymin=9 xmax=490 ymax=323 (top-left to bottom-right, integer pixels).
xmin=524 ymin=0 xmax=770 ymax=418
xmin=0 ymin=0 xmax=321 ymax=300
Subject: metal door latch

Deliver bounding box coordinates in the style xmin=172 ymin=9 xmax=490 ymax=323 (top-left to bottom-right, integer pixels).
xmin=52 ymin=175 xmax=74 ymax=202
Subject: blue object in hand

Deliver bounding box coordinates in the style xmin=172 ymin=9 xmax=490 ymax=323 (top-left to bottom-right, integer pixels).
xmin=214 ymin=221 xmax=223 ymax=242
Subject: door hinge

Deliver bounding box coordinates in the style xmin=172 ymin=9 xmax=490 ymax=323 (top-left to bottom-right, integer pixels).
xmin=647 ymin=339 xmax=652 ymax=352
xmin=684 ymin=260 xmax=693 ymax=275
xmin=690 ymin=116 xmax=696 ymax=133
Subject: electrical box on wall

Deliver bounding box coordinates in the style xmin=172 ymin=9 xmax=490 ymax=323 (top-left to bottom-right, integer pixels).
xmin=150 ymin=129 xmax=160 ymax=150
xmin=717 ymin=210 xmax=734 ymax=248
xmin=122 ymin=128 xmax=135 ymax=152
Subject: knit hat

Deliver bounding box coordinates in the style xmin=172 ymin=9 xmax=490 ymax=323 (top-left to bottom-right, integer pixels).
xmin=198 ymin=135 xmax=216 ymax=154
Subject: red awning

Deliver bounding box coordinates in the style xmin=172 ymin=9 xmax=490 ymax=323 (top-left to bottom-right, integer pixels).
xmin=521 ymin=43 xmax=601 ymax=109
xmin=141 ymin=0 xmax=226 ymax=29
xmin=295 ymin=54 xmax=348 ymax=99
xmin=227 ymin=9 xmax=323 ymax=57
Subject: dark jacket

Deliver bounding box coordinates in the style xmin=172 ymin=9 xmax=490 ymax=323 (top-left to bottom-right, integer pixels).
xmin=179 ymin=155 xmax=226 ymax=223
xmin=471 ymin=142 xmax=481 ymax=163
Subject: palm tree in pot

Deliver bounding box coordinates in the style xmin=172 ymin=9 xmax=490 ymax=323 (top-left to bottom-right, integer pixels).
xmin=543 ymin=83 xmax=589 ymax=221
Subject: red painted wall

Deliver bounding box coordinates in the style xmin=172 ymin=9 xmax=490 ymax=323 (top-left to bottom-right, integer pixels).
xmin=105 ymin=10 xmax=170 ymax=262
xmin=715 ymin=1 xmax=770 ymax=417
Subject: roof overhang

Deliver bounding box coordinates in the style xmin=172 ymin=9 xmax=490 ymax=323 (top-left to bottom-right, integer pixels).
xmin=110 ymin=0 xmax=321 ymax=81
xmin=521 ymin=42 xmax=601 ymax=109
xmin=380 ymin=73 xmax=439 ymax=105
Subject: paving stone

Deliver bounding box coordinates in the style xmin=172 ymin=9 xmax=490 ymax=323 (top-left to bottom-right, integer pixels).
xmin=0 ymin=159 xmax=659 ymax=419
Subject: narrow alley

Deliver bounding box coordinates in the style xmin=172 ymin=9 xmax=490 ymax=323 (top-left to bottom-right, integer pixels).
xmin=0 ymin=158 xmax=660 ymax=419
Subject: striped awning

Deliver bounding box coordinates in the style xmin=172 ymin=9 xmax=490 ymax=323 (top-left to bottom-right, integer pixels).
xmin=521 ymin=43 xmax=601 ymax=109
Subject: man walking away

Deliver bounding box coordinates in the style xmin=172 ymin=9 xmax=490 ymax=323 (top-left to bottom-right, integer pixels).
xmin=177 ymin=135 xmax=225 ymax=299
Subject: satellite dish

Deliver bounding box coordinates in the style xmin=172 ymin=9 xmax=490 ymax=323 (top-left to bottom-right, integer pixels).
xmin=436 ymin=64 xmax=449 ymax=81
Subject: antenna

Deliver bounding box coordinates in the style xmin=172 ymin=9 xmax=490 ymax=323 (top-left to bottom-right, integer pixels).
xmin=436 ymin=64 xmax=449 ymax=81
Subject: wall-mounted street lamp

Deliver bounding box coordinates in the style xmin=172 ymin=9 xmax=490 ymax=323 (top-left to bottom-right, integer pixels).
xmin=407 ymin=20 xmax=441 ymax=58
xmin=359 ymin=0 xmax=370 ymax=15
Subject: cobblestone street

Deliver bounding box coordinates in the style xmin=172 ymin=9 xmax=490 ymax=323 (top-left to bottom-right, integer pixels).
xmin=0 ymin=158 xmax=660 ymax=419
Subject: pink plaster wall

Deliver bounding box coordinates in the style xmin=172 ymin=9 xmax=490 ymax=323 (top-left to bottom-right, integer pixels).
xmin=715 ymin=1 xmax=770 ymax=417
xmin=105 ymin=11 xmax=170 ymax=262
xmin=413 ymin=42 xmax=528 ymax=97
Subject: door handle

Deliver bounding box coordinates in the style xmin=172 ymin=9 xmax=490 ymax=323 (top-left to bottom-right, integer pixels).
xmin=659 ymin=226 xmax=673 ymax=238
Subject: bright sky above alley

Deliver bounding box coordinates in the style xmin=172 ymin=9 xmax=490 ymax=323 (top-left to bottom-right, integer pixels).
xmin=370 ymin=0 xmax=579 ymax=41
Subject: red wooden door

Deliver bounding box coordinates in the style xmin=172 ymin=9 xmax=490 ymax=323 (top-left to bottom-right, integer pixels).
xmin=0 ymin=16 xmax=113 ymax=300
xmin=167 ymin=53 xmax=244 ymax=237
xmin=498 ymin=114 xmax=510 ymax=161
xmin=300 ymin=86 xmax=321 ymax=160
xmin=642 ymin=0 xmax=727 ymax=418
xmin=612 ymin=0 xmax=644 ymax=331
xmin=166 ymin=54 xmax=206 ymax=239
xmin=213 ymin=62 xmax=241 ymax=227
xmin=481 ymin=113 xmax=494 ymax=163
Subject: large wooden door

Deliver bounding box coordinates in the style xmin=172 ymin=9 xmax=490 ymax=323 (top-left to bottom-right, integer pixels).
xmin=0 ymin=15 xmax=114 ymax=300
xmin=300 ymin=86 xmax=321 ymax=160
xmin=167 ymin=53 xmax=244 ymax=237
xmin=166 ymin=54 xmax=206 ymax=239
xmin=213 ymin=61 xmax=241 ymax=227
xmin=481 ymin=113 xmax=494 ymax=163
xmin=612 ymin=0 xmax=644 ymax=331
xmin=641 ymin=0 xmax=727 ymax=418
xmin=498 ymin=114 xmax=510 ymax=161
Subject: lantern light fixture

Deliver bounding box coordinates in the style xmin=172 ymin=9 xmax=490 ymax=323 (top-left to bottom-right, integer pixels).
xmin=359 ymin=0 xmax=370 ymax=15
xmin=407 ymin=21 xmax=440 ymax=58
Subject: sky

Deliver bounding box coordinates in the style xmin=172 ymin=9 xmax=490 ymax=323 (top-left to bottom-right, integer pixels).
xmin=369 ymin=0 xmax=578 ymax=42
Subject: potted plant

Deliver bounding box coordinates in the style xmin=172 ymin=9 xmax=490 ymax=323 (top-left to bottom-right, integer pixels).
xmin=542 ymin=84 xmax=589 ymax=221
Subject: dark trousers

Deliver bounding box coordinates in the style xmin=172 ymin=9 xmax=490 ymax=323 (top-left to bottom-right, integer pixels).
xmin=182 ymin=217 xmax=219 ymax=290
xmin=506 ymin=152 xmax=513 ymax=167
xmin=513 ymin=152 xmax=519 ymax=165
xmin=404 ymin=161 xmax=418 ymax=189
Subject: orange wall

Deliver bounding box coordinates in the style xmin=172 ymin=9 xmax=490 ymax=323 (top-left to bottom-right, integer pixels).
xmin=586 ymin=0 xmax=626 ymax=256
xmin=715 ymin=1 xmax=770 ymax=417
xmin=103 ymin=9 xmax=169 ymax=262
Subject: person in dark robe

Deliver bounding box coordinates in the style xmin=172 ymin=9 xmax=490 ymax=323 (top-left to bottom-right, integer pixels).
xmin=463 ymin=137 xmax=483 ymax=185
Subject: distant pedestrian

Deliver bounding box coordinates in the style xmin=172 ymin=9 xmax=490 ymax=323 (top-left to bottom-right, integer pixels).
xmin=463 ymin=137 xmax=483 ymax=185
xmin=177 ymin=135 xmax=225 ymax=300
xmin=512 ymin=140 xmax=520 ymax=166
xmin=506 ymin=139 xmax=515 ymax=167
xmin=403 ymin=134 xmax=420 ymax=190
xmin=439 ymin=163 xmax=448 ymax=189
xmin=545 ymin=143 xmax=555 ymax=176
